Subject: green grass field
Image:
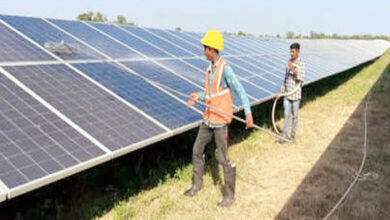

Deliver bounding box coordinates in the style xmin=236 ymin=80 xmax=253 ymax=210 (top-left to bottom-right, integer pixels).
xmin=2 ymin=49 xmax=389 ymax=220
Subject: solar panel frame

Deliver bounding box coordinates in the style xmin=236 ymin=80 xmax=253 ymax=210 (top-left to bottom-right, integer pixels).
xmin=0 ymin=187 xmax=7 ymax=202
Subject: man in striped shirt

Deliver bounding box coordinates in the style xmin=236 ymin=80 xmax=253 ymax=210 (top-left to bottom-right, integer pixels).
xmin=276 ymin=43 xmax=305 ymax=143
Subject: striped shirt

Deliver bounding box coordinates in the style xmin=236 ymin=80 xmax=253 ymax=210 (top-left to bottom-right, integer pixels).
xmin=281 ymin=57 xmax=305 ymax=100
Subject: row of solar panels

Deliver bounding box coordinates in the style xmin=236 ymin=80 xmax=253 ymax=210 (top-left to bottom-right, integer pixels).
xmin=0 ymin=14 xmax=389 ymax=202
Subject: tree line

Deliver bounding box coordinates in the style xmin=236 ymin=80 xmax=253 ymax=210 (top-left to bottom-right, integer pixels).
xmin=285 ymin=31 xmax=390 ymax=41
xmin=76 ymin=12 xmax=389 ymax=41
xmin=76 ymin=11 xmax=136 ymax=26
xmin=76 ymin=11 xmax=181 ymax=30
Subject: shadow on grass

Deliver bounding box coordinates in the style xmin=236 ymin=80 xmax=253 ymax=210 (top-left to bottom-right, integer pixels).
xmin=275 ymin=62 xmax=390 ymax=219
xmin=0 ymin=60 xmax=377 ymax=220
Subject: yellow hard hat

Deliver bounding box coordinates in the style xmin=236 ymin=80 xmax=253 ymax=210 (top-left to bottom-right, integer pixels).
xmin=201 ymin=30 xmax=224 ymax=51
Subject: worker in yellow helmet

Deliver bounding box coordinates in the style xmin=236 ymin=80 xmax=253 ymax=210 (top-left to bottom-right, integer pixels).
xmin=185 ymin=30 xmax=254 ymax=207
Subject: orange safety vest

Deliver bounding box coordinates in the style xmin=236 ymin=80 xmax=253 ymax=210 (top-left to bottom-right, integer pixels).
xmin=203 ymin=58 xmax=233 ymax=124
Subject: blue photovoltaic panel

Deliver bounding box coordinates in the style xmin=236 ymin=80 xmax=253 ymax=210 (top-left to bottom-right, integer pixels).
xmin=156 ymin=59 xmax=205 ymax=86
xmin=120 ymin=26 xmax=193 ymax=57
xmin=48 ymin=19 xmax=141 ymax=59
xmin=305 ymin=54 xmax=345 ymax=74
xmin=241 ymin=61 xmax=283 ymax=83
xmin=244 ymin=56 xmax=285 ymax=81
xmin=246 ymin=76 xmax=281 ymax=94
xmin=243 ymin=39 xmax=268 ymax=54
xmin=121 ymin=60 xmax=202 ymax=97
xmin=0 ymin=74 xmax=105 ymax=189
xmin=73 ymin=62 xmax=201 ymax=129
xmin=167 ymin=31 xmax=203 ymax=49
xmin=3 ymin=64 xmax=165 ymax=152
xmin=225 ymin=58 xmax=257 ymax=78
xmin=147 ymin=28 xmax=204 ymax=56
xmin=240 ymin=80 xmax=271 ymax=100
xmin=0 ymin=15 xmax=104 ymax=60
xmin=0 ymin=22 xmax=54 ymax=62
xmin=257 ymin=39 xmax=287 ymax=54
xmin=121 ymin=60 xmax=206 ymax=111
xmin=228 ymin=57 xmax=269 ymax=77
xmin=89 ymin=22 xmax=172 ymax=58
xmin=250 ymin=56 xmax=286 ymax=79
xmin=249 ymin=56 xmax=279 ymax=72
xmin=225 ymin=35 xmax=258 ymax=54
xmin=182 ymin=58 xmax=209 ymax=71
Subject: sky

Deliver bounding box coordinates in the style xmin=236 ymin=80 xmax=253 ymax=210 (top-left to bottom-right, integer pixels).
xmin=0 ymin=0 xmax=388 ymax=36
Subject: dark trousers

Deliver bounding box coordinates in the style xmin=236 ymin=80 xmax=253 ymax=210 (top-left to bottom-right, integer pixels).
xmin=192 ymin=123 xmax=230 ymax=187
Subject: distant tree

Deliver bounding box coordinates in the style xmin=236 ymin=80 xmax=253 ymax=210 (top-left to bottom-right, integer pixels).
xmin=238 ymin=31 xmax=246 ymax=36
xmin=310 ymin=31 xmax=318 ymax=39
xmin=117 ymin=15 xmax=127 ymax=24
xmin=176 ymin=27 xmax=182 ymax=31
xmin=77 ymin=11 xmax=94 ymax=21
xmin=286 ymin=31 xmax=295 ymax=39
xmin=276 ymin=34 xmax=280 ymax=38
xmin=92 ymin=12 xmax=107 ymax=22
xmin=77 ymin=11 xmax=107 ymax=22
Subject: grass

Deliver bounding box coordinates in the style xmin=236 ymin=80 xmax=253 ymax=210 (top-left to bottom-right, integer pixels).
xmin=1 ymin=49 xmax=389 ymax=220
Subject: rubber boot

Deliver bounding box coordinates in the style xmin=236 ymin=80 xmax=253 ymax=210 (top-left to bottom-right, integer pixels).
xmin=218 ymin=164 xmax=236 ymax=207
xmin=184 ymin=155 xmax=204 ymax=197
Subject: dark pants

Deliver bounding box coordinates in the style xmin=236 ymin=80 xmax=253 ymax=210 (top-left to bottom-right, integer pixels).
xmin=192 ymin=123 xmax=230 ymax=187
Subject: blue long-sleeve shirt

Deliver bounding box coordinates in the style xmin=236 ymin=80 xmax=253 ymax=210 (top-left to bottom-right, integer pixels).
xmin=198 ymin=57 xmax=251 ymax=128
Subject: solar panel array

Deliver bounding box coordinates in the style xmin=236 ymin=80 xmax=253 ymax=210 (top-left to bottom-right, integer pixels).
xmin=0 ymin=14 xmax=389 ymax=202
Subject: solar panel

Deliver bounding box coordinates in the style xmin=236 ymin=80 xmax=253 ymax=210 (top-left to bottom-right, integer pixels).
xmin=156 ymin=59 xmax=205 ymax=86
xmin=147 ymin=28 xmax=204 ymax=56
xmin=89 ymin=22 xmax=172 ymax=58
xmin=0 ymin=15 xmax=104 ymax=60
xmin=239 ymin=80 xmax=271 ymax=100
xmin=0 ymin=22 xmax=54 ymax=62
xmin=3 ymin=64 xmax=167 ymax=152
xmin=72 ymin=62 xmax=201 ymax=129
xmin=225 ymin=35 xmax=260 ymax=54
xmin=120 ymin=25 xmax=193 ymax=57
xmin=228 ymin=57 xmax=265 ymax=77
xmin=0 ymin=73 xmax=109 ymax=197
xmin=48 ymin=19 xmax=141 ymax=59
xmin=121 ymin=60 xmax=204 ymax=103
xmin=0 ymin=14 xmax=389 ymax=202
xmin=167 ymin=30 xmax=204 ymax=50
